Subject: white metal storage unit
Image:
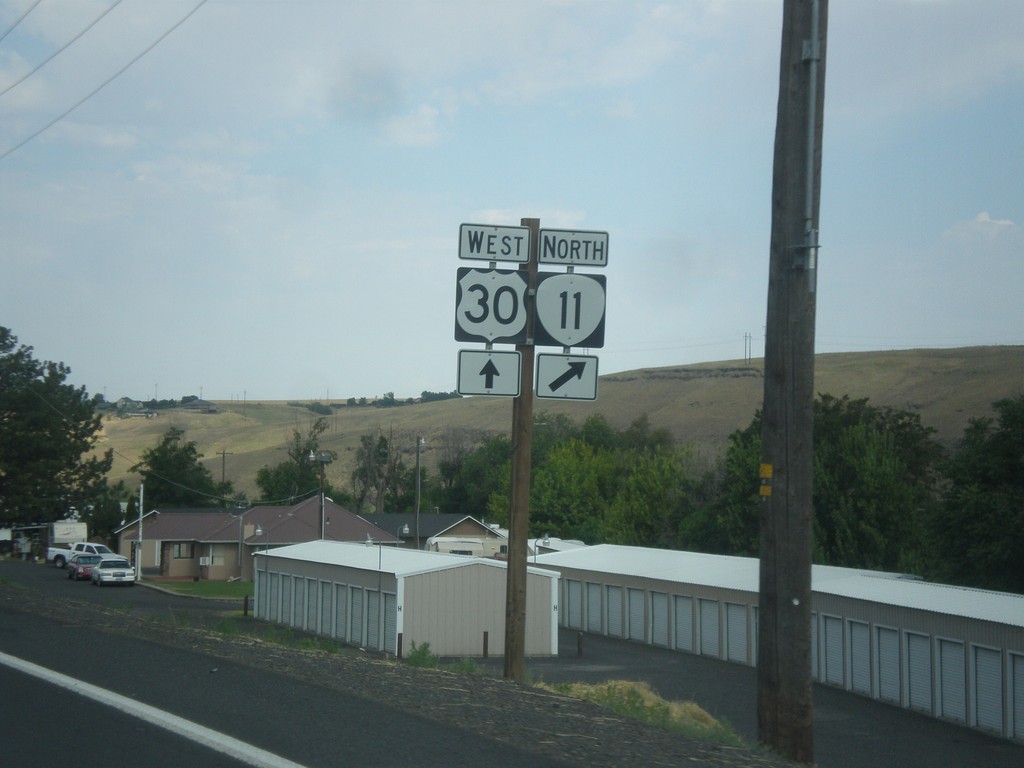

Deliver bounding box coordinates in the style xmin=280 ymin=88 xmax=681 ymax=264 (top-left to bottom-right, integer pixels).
xmin=537 ymin=544 xmax=1024 ymax=742
xmin=254 ymin=541 xmax=559 ymax=657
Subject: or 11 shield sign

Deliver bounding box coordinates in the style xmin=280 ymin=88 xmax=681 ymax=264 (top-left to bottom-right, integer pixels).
xmin=533 ymin=272 xmax=606 ymax=348
xmin=454 ymin=267 xmax=529 ymax=344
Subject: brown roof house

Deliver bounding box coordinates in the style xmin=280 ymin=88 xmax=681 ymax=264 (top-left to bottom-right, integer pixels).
xmin=116 ymin=497 xmax=399 ymax=582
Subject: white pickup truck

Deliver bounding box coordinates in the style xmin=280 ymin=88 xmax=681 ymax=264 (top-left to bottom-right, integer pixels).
xmin=47 ymin=541 xmax=115 ymax=568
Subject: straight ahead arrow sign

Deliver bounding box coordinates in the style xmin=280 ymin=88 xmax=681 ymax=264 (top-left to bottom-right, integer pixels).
xmin=480 ymin=359 xmax=500 ymax=389
xmin=457 ymin=350 xmax=521 ymax=397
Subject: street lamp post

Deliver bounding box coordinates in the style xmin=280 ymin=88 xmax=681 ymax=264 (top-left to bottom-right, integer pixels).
xmin=310 ymin=450 xmax=332 ymax=539
xmin=414 ymin=436 xmax=424 ymax=550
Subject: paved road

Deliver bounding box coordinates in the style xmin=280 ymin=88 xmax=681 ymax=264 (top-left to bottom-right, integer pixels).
xmin=473 ymin=630 xmax=1024 ymax=768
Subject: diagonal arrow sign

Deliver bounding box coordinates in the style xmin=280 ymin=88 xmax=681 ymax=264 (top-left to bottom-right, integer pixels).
xmin=548 ymin=360 xmax=587 ymax=392
xmin=480 ymin=359 xmax=501 ymax=389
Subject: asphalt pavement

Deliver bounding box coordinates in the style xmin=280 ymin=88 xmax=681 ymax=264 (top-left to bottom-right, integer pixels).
xmin=471 ymin=628 xmax=1024 ymax=768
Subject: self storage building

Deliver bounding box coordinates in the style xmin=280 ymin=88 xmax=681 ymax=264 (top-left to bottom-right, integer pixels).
xmin=253 ymin=540 xmax=559 ymax=658
xmin=536 ymin=544 xmax=1024 ymax=742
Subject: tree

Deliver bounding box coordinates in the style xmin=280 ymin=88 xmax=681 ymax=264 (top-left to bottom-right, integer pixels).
xmin=929 ymin=395 xmax=1024 ymax=592
xmin=530 ymin=440 xmax=614 ymax=542
xmin=0 ymin=327 xmax=113 ymax=525
xmin=350 ymin=428 xmax=407 ymax=514
xmin=256 ymin=417 xmax=337 ymax=503
xmin=131 ymin=427 xmax=232 ymax=509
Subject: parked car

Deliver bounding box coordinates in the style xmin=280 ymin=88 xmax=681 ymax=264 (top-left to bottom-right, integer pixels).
xmin=91 ymin=557 xmax=135 ymax=587
xmin=66 ymin=553 xmax=103 ymax=581
xmin=48 ymin=541 xmax=114 ymax=568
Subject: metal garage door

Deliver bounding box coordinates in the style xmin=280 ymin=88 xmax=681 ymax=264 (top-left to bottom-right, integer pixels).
xmin=674 ymin=596 xmax=693 ymax=653
xmin=567 ymin=580 xmax=583 ymax=630
xmin=725 ymin=603 xmax=748 ymax=664
xmin=699 ymin=599 xmax=719 ymax=658
xmin=877 ymin=626 xmax=900 ymax=704
xmin=651 ymin=592 xmax=669 ymax=648
xmin=849 ymin=621 xmax=871 ymax=695
xmin=627 ymin=588 xmax=645 ymax=642
xmin=907 ymin=632 xmax=932 ymax=713
xmin=939 ymin=639 xmax=966 ymax=723
xmin=281 ymin=575 xmax=292 ymax=626
xmin=384 ymin=593 xmax=398 ymax=654
xmin=606 ymin=586 xmax=623 ymax=638
xmin=366 ymin=590 xmax=380 ymax=650
xmin=270 ymin=573 xmax=280 ymax=622
xmin=823 ymin=615 xmax=843 ymax=687
xmin=293 ymin=577 xmax=305 ymax=628
xmin=319 ymin=581 xmax=332 ymax=636
xmin=587 ymin=583 xmax=602 ymax=633
xmin=349 ymin=586 xmax=363 ymax=646
xmin=334 ymin=583 xmax=348 ymax=640
xmin=973 ymin=646 xmax=1002 ymax=733
xmin=306 ymin=578 xmax=317 ymax=632
xmin=1013 ymin=654 xmax=1024 ymax=739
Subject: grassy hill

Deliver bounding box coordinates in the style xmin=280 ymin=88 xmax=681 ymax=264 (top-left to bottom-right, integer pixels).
xmin=97 ymin=346 xmax=1024 ymax=499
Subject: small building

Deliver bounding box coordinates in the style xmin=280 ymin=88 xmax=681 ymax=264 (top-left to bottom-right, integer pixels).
xmin=253 ymin=540 xmax=559 ymax=658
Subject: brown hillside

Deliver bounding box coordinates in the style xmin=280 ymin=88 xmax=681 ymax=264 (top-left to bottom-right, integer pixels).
xmin=97 ymin=346 xmax=1024 ymax=500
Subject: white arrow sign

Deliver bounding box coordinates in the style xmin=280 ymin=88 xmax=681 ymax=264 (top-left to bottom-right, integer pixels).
xmin=536 ymin=354 xmax=598 ymax=400
xmin=457 ymin=350 xmax=521 ymax=397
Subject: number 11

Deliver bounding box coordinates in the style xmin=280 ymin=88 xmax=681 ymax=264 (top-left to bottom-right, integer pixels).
xmin=559 ymin=290 xmax=582 ymax=330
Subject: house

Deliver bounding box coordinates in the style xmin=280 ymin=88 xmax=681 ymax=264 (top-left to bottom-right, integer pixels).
xmin=359 ymin=512 xmax=507 ymax=556
xmin=253 ymin=540 xmax=560 ymax=657
xmin=115 ymin=497 xmax=399 ymax=581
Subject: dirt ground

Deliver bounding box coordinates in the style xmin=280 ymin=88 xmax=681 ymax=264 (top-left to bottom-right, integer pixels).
xmin=2 ymin=580 xmax=796 ymax=768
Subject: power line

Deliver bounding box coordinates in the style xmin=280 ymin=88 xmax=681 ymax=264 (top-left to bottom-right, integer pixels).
xmin=0 ymin=0 xmax=43 ymax=45
xmin=0 ymin=0 xmax=209 ymax=162
xmin=0 ymin=0 xmax=125 ymax=98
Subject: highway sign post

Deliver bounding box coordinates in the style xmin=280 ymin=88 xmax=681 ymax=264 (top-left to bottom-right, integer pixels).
xmin=535 ymin=354 xmax=598 ymax=400
xmin=457 ymin=350 xmax=522 ymax=397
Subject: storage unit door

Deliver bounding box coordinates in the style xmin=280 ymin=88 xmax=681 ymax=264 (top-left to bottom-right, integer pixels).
xmin=270 ymin=573 xmax=280 ymax=622
xmin=567 ymin=580 xmax=583 ymax=630
xmin=849 ymin=621 xmax=871 ymax=695
xmin=586 ymin=583 xmax=603 ymax=633
xmin=651 ymin=592 xmax=669 ymax=648
xmin=349 ymin=587 xmax=364 ymax=646
xmin=319 ymin=581 xmax=332 ymax=637
xmin=973 ymin=646 xmax=1003 ymax=733
xmin=674 ymin=596 xmax=693 ymax=653
xmin=907 ymin=633 xmax=932 ymax=713
xmin=256 ymin=570 xmax=267 ymax=617
xmin=823 ymin=616 xmax=844 ymax=687
xmin=606 ymin=586 xmax=623 ymax=638
xmin=306 ymin=578 xmax=318 ymax=633
xmin=334 ymin=583 xmax=348 ymax=641
xmin=281 ymin=575 xmax=292 ymax=626
xmin=876 ymin=627 xmax=900 ymax=704
xmin=366 ymin=591 xmax=381 ymax=650
xmin=938 ymin=639 xmax=966 ymax=723
xmin=725 ymin=603 xmax=748 ymax=664
xmin=1013 ymin=654 xmax=1024 ymax=739
xmin=384 ymin=594 xmax=398 ymax=655
xmin=699 ymin=599 xmax=719 ymax=658
xmin=627 ymin=588 xmax=645 ymax=642
xmin=294 ymin=578 xmax=305 ymax=629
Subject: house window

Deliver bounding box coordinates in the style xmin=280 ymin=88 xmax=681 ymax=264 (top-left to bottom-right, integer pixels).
xmin=173 ymin=543 xmax=194 ymax=559
xmin=210 ymin=544 xmax=227 ymax=566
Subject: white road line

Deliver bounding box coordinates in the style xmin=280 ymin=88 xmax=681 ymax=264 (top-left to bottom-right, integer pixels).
xmin=0 ymin=650 xmax=310 ymax=768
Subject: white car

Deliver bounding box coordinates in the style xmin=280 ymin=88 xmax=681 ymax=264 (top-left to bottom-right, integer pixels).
xmin=91 ymin=557 xmax=135 ymax=586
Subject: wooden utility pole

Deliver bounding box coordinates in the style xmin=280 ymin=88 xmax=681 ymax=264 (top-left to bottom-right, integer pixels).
xmin=504 ymin=217 xmax=539 ymax=683
xmin=757 ymin=0 xmax=827 ymax=763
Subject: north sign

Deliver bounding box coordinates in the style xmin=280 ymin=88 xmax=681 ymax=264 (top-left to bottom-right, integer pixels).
xmin=535 ymin=354 xmax=598 ymax=400
xmin=454 ymin=267 xmax=529 ymax=344
xmin=538 ymin=228 xmax=609 ymax=267
xmin=459 ymin=223 xmax=531 ymax=263
xmin=457 ymin=350 xmax=521 ymax=397
xmin=533 ymin=272 xmax=606 ymax=348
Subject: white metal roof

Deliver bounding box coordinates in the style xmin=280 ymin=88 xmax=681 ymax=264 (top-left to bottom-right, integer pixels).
xmin=535 ymin=544 xmax=1024 ymax=629
xmin=254 ymin=539 xmax=558 ymax=579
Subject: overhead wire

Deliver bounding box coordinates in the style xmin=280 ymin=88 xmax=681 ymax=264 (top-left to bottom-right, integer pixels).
xmin=0 ymin=0 xmax=209 ymax=162
xmin=0 ymin=0 xmax=43 ymax=45
xmin=0 ymin=0 xmax=125 ymax=98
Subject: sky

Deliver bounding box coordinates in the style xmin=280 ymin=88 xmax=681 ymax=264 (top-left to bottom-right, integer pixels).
xmin=1 ymin=0 xmax=1021 ymax=402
